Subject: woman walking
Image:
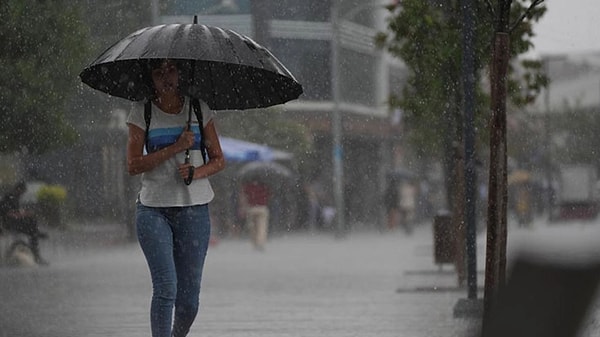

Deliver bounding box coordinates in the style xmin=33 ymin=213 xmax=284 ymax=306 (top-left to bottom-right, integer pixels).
xmin=126 ymin=59 xmax=225 ymax=337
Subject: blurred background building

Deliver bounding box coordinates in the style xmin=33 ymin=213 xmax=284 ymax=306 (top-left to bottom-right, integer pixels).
xmin=14 ymin=0 xmax=410 ymax=234
xmin=6 ymin=1 xmax=600 ymax=234
xmin=157 ymin=0 xmax=410 ymax=230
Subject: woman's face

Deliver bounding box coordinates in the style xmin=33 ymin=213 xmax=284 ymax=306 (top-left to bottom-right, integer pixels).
xmin=151 ymin=60 xmax=179 ymax=97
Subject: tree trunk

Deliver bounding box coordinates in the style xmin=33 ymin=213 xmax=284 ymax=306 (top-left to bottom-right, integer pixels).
xmin=483 ymin=31 xmax=510 ymax=325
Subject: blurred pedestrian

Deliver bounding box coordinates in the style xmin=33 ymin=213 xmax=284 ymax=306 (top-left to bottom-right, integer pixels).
xmin=304 ymin=182 xmax=321 ymax=231
xmin=126 ymin=59 xmax=225 ymax=337
xmin=399 ymin=182 xmax=416 ymax=234
xmin=319 ymin=188 xmax=336 ymax=230
xmin=383 ymin=182 xmax=400 ymax=231
xmin=515 ymin=183 xmax=533 ymax=227
xmin=0 ymin=181 xmax=49 ymax=265
xmin=242 ymin=179 xmax=271 ymax=250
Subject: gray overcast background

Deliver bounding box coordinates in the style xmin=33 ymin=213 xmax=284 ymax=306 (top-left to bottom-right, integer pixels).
xmin=531 ymin=0 xmax=600 ymax=55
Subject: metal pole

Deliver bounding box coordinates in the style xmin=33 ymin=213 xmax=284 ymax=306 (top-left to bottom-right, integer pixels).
xmin=329 ymin=1 xmax=386 ymax=236
xmin=462 ymin=0 xmax=477 ymax=300
xmin=331 ymin=0 xmax=345 ymax=237
xmin=544 ymin=63 xmax=552 ymax=219
xmin=150 ymin=0 xmax=159 ymax=25
xmin=540 ymin=55 xmax=566 ymax=219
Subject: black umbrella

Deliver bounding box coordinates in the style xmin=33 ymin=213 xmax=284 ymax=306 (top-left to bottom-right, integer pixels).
xmin=80 ymin=16 xmax=302 ymax=185
xmin=79 ymin=17 xmax=303 ymax=109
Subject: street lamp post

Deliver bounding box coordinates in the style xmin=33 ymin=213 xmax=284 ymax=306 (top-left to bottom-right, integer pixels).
xmin=541 ymin=54 xmax=566 ymax=220
xmin=330 ymin=0 xmax=345 ymax=237
xmin=330 ymin=1 xmax=387 ymax=237
xmin=150 ymin=0 xmax=159 ymax=25
xmin=544 ymin=61 xmax=552 ymax=219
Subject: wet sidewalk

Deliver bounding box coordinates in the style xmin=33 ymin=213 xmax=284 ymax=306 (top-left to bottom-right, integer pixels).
xmin=0 ymin=221 xmax=486 ymax=337
xmin=13 ymin=216 xmax=600 ymax=337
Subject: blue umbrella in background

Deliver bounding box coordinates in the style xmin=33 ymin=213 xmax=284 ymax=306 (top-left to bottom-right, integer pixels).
xmin=220 ymin=137 xmax=292 ymax=163
xmin=219 ymin=137 xmax=273 ymax=162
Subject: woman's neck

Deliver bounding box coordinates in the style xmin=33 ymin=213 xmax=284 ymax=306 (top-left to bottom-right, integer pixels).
xmin=154 ymin=94 xmax=184 ymax=114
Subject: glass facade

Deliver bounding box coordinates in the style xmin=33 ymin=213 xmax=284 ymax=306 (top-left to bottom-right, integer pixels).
xmin=340 ymin=48 xmax=377 ymax=106
xmin=163 ymin=0 xmax=251 ymax=15
xmin=270 ymin=39 xmax=332 ymax=101
xmin=270 ymin=0 xmax=331 ymax=21
xmin=162 ymin=0 xmax=330 ymax=18
xmin=338 ymin=0 xmax=377 ymax=26
xmin=158 ymin=1 xmax=398 ymax=226
xmin=161 ymin=0 xmax=387 ymax=108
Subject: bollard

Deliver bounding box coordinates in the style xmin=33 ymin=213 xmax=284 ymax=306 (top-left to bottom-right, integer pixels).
xmin=433 ymin=211 xmax=454 ymax=265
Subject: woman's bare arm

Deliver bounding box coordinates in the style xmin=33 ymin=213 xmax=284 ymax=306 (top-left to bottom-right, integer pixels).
xmin=126 ymin=123 xmax=194 ymax=176
xmin=176 ymin=120 xmax=226 ymax=180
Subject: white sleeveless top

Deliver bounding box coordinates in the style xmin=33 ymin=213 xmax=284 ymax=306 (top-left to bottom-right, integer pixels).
xmin=126 ymin=97 xmax=215 ymax=207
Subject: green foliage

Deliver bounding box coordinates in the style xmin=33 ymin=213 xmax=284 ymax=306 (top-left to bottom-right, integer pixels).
xmin=376 ymin=0 xmax=547 ymax=159
xmin=37 ymin=184 xmax=67 ymax=204
xmin=0 ymin=0 xmax=90 ymax=154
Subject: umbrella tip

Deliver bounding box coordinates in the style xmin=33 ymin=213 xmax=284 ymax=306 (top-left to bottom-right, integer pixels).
xmin=193 ymin=15 xmax=198 ymax=24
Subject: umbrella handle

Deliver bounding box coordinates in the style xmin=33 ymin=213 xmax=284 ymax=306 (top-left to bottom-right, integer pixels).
xmin=183 ymin=145 xmax=192 ymax=185
xmin=184 ymin=117 xmax=191 ymax=164
xmin=184 ymin=96 xmax=193 ymax=165
xmin=183 ymin=115 xmax=192 ymax=184
xmin=184 ymin=165 xmax=194 ymax=185
xmin=183 ymin=50 xmax=196 ymax=185
xmin=184 ymin=128 xmax=191 ymax=184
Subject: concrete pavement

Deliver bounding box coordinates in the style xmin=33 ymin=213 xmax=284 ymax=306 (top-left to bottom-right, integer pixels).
xmin=2 ymin=218 xmax=600 ymax=337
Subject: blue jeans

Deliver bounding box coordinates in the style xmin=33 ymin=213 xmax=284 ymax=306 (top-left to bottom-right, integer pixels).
xmin=136 ymin=203 xmax=211 ymax=337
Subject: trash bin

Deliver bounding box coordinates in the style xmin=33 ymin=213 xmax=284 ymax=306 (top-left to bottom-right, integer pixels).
xmin=433 ymin=211 xmax=454 ymax=265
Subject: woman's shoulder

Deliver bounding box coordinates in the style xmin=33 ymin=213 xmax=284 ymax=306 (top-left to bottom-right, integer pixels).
xmin=198 ymin=99 xmax=215 ymax=121
xmin=126 ymin=101 xmax=146 ymax=127
xmin=192 ymin=99 xmax=215 ymax=126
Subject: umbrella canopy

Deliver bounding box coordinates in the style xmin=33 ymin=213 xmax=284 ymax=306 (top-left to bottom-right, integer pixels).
xmin=79 ymin=20 xmax=303 ymax=110
xmin=220 ymin=137 xmax=294 ymax=162
xmin=238 ymin=161 xmax=294 ymax=184
xmin=220 ymin=137 xmax=273 ymax=162
xmin=388 ymin=168 xmax=416 ymax=181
